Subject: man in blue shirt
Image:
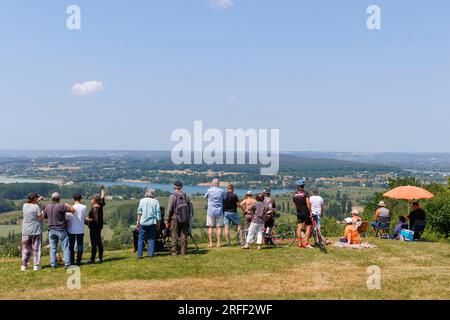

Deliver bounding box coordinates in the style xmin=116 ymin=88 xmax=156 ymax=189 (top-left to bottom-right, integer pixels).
xmin=136 ymin=188 xmax=161 ymax=258
xmin=204 ymin=178 xmax=225 ymax=248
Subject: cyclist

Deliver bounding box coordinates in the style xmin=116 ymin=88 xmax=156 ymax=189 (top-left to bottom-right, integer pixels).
xmin=262 ymin=187 xmax=277 ymax=245
xmin=293 ymin=179 xmax=313 ymax=249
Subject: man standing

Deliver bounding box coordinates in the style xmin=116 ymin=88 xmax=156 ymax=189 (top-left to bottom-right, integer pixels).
xmin=44 ymin=192 xmax=76 ymax=268
xmin=293 ymin=179 xmax=313 ymax=249
xmin=68 ymin=193 xmax=87 ymax=266
xmin=310 ymin=190 xmax=325 ymax=230
xmin=21 ymin=192 xmax=44 ymax=271
xmin=166 ymin=181 xmax=192 ymax=256
xmin=136 ymin=189 xmax=161 ymax=259
xmin=204 ymin=178 xmax=225 ymax=248
xmin=408 ymin=201 xmax=426 ymax=240
xmin=223 ymin=184 xmax=242 ymax=245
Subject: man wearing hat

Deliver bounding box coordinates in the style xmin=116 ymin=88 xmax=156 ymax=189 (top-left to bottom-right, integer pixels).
xmin=43 ymin=192 xmax=76 ymax=268
xmin=371 ymin=200 xmax=390 ymax=235
xmin=68 ymin=193 xmax=87 ymax=266
xmin=166 ymin=181 xmax=192 ymax=256
xmin=21 ymin=192 xmax=44 ymax=271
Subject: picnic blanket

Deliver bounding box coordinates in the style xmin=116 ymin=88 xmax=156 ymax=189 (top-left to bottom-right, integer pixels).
xmin=332 ymin=242 xmax=376 ymax=249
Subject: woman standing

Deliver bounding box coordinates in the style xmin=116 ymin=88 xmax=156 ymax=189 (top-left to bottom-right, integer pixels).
xmin=86 ymin=185 xmax=106 ymax=264
xmin=21 ymin=192 xmax=44 ymax=271
xmin=242 ymin=194 xmax=272 ymax=250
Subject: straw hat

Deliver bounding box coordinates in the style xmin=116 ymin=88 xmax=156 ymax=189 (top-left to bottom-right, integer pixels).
xmin=378 ymin=200 xmax=386 ymax=207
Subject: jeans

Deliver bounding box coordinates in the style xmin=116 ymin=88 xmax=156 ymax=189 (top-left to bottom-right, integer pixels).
xmin=68 ymin=233 xmax=84 ymax=265
xmin=49 ymin=229 xmax=71 ymax=267
xmin=89 ymin=228 xmax=103 ymax=261
xmin=137 ymin=224 xmax=157 ymax=258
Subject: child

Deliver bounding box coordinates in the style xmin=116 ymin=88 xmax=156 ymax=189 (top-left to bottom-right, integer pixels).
xmin=242 ymin=194 xmax=272 ymax=250
xmin=392 ymin=216 xmax=408 ymax=240
xmin=340 ymin=217 xmax=362 ymax=244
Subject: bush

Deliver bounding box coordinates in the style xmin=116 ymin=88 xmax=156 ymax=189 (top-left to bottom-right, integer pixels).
xmin=321 ymin=217 xmax=344 ymax=237
xmin=0 ymin=243 xmax=21 ymax=258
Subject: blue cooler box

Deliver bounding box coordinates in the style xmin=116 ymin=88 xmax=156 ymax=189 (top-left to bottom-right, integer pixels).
xmin=400 ymin=229 xmax=414 ymax=241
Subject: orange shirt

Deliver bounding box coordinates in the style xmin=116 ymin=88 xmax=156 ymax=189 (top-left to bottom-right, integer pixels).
xmin=344 ymin=224 xmax=362 ymax=244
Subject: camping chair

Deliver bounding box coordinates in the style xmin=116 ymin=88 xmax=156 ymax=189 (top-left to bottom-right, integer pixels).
xmin=357 ymin=221 xmax=370 ymax=238
xmin=375 ymin=216 xmax=391 ymax=238
xmin=412 ymin=219 xmax=426 ymax=240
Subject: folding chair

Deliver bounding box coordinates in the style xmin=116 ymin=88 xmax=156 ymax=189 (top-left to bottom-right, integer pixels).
xmin=375 ymin=216 xmax=391 ymax=238
xmin=357 ymin=221 xmax=370 ymax=238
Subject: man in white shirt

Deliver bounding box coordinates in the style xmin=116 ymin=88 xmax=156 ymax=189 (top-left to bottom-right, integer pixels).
xmin=68 ymin=193 xmax=87 ymax=266
xmin=310 ymin=190 xmax=325 ymax=230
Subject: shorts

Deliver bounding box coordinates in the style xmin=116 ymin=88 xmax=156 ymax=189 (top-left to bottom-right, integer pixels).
xmin=312 ymin=215 xmax=321 ymax=227
xmin=207 ymin=214 xmax=224 ymax=227
xmin=224 ymin=211 xmax=241 ymax=226
xmin=297 ymin=212 xmax=312 ymax=225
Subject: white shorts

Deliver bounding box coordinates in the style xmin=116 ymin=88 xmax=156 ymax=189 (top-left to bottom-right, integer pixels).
xmin=206 ymin=214 xmax=224 ymax=227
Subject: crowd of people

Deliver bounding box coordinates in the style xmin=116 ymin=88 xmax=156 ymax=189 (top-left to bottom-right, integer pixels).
xmin=19 ymin=178 xmax=427 ymax=271
xmin=21 ymin=187 xmax=106 ymax=271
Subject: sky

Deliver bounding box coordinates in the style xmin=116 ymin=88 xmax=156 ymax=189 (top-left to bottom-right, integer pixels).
xmin=0 ymin=0 xmax=449 ymax=152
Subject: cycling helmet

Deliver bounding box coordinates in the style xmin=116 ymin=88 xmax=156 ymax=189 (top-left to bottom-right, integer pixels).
xmin=296 ymin=179 xmax=305 ymax=187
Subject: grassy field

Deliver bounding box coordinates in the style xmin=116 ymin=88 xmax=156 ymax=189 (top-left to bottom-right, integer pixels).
xmin=1 ymin=238 xmax=449 ymax=300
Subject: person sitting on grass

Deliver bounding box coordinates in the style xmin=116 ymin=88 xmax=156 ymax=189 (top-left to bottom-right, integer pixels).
xmin=392 ymin=216 xmax=408 ymax=240
xmin=242 ymin=194 xmax=272 ymax=250
xmin=340 ymin=218 xmax=362 ymax=244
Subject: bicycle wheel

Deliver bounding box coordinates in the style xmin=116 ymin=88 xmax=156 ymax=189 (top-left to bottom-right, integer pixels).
xmin=271 ymin=222 xmax=296 ymax=248
xmin=313 ymin=228 xmax=327 ymax=253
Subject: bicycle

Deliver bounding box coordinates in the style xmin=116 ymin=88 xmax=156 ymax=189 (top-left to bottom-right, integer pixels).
xmin=242 ymin=221 xmax=296 ymax=248
xmin=311 ymin=215 xmax=327 ymax=253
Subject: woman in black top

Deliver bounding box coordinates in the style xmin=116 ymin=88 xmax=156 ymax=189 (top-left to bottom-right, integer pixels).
xmin=86 ymin=186 xmax=106 ymax=263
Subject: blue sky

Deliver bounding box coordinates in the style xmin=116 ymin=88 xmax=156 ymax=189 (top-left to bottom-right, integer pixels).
xmin=1 ymin=0 xmax=449 ymax=152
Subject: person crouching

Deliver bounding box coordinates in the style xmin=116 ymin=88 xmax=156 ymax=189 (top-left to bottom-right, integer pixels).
xmin=242 ymin=194 xmax=271 ymax=250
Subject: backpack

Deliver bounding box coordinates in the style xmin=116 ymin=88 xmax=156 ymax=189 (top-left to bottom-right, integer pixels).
xmin=173 ymin=192 xmax=191 ymax=224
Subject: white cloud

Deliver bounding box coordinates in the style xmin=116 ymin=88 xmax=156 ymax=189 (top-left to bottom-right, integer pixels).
xmin=71 ymin=81 xmax=104 ymax=96
xmin=211 ymin=0 xmax=234 ymax=10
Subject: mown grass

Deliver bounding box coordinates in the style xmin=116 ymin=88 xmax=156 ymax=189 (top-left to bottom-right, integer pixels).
xmin=0 ymin=238 xmax=449 ymax=300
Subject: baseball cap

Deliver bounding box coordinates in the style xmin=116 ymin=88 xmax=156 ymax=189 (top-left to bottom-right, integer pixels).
xmin=51 ymin=192 xmax=61 ymax=200
xmin=173 ymin=181 xmax=183 ymax=188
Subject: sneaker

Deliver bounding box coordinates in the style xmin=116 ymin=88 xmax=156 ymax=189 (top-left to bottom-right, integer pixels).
xmin=20 ymin=266 xmax=27 ymax=272
xmin=33 ymin=265 xmax=42 ymax=271
xmin=86 ymin=259 xmax=94 ymax=264
xmin=96 ymin=258 xmax=103 ymax=263
xmin=304 ymin=243 xmax=314 ymax=249
xmin=242 ymin=245 xmax=249 ymax=250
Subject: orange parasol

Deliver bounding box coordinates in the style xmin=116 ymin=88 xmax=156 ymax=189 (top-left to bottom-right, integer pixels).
xmin=383 ymin=186 xmax=434 ymax=201
xmin=383 ymin=185 xmax=434 ymax=228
